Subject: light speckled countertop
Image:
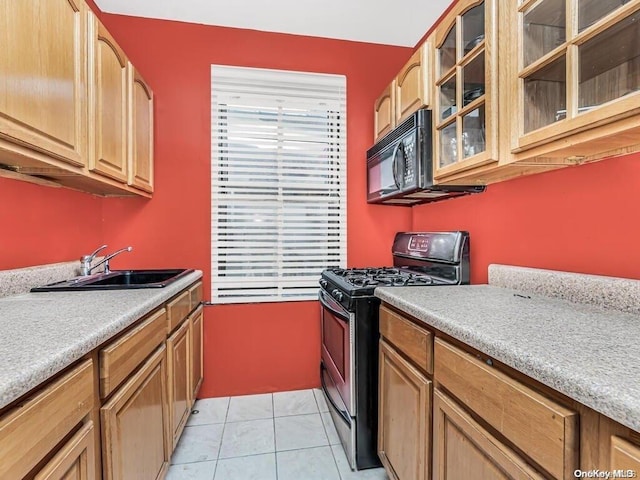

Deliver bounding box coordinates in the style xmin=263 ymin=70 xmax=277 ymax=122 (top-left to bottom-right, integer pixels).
xmin=375 ymin=284 xmax=640 ymax=432
xmin=0 ymin=270 xmax=202 ymax=410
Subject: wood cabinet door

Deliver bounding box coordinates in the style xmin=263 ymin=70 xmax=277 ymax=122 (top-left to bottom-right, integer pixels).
xmin=128 ymin=64 xmax=154 ymax=192
xmin=0 ymin=0 xmax=88 ymax=167
xmin=168 ymin=318 xmax=191 ymax=450
xmin=374 ymin=83 xmax=395 ymax=141
xmin=34 ymin=422 xmax=97 ymax=480
xmin=88 ymin=13 xmax=128 ymax=182
xmin=101 ymin=346 xmax=169 ymax=480
xmin=433 ymin=389 xmax=544 ymax=480
xmin=190 ymin=306 xmax=204 ymax=402
xmin=378 ymin=340 xmax=431 ymax=480
xmin=610 ymin=436 xmax=640 ymax=474
xmin=395 ymin=45 xmax=429 ymax=124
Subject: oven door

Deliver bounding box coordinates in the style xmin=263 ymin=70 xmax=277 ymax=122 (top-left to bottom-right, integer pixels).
xmin=319 ymin=288 xmax=355 ymax=416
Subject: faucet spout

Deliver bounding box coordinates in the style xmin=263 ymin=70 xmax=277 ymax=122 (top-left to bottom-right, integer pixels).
xmin=80 ymin=244 xmax=108 ymax=276
xmin=89 ymin=246 xmax=133 ymax=275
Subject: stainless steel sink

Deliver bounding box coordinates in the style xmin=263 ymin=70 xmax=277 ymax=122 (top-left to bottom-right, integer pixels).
xmin=31 ymin=269 xmax=194 ymax=292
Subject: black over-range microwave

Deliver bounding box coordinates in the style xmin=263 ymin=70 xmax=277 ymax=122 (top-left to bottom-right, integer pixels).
xmin=366 ymin=109 xmax=485 ymax=205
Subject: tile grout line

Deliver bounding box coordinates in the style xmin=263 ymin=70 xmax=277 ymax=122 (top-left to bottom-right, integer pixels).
xmin=272 ymin=393 xmax=279 ymax=480
xmin=211 ymin=397 xmax=232 ymax=480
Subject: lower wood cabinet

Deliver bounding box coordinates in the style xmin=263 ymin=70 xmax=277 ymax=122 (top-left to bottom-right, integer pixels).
xmin=168 ymin=318 xmax=191 ymax=449
xmin=190 ymin=306 xmax=204 ymax=400
xmin=0 ymin=360 xmax=94 ymax=480
xmin=35 ymin=422 xmax=97 ymax=480
xmin=433 ymin=389 xmax=543 ymax=480
xmin=378 ymin=339 xmax=431 ymax=480
xmin=101 ymin=345 xmax=169 ymax=480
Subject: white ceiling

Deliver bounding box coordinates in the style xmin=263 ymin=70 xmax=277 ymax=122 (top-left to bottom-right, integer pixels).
xmin=93 ymin=0 xmax=453 ymax=47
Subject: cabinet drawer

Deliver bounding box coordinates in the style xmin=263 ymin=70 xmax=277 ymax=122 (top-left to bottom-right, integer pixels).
xmin=380 ymin=305 xmax=433 ymax=374
xmin=189 ymin=281 xmax=203 ymax=311
xmin=100 ymin=308 xmax=167 ymax=398
xmin=168 ymin=290 xmax=190 ymax=333
xmin=611 ymin=436 xmax=640 ymax=472
xmin=0 ymin=360 xmax=94 ymax=480
xmin=434 ymin=338 xmax=578 ymax=479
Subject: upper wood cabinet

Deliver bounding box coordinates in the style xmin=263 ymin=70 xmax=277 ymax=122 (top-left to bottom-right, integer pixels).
xmin=128 ymin=64 xmax=154 ymax=193
xmin=395 ymin=46 xmax=430 ymax=124
xmin=88 ymin=13 xmax=129 ymax=183
xmin=0 ymin=0 xmax=88 ymax=168
xmin=374 ymin=42 xmax=430 ymax=142
xmin=432 ymin=0 xmax=500 ymax=180
xmin=374 ymin=83 xmax=396 ymax=141
xmin=0 ymin=4 xmax=154 ymax=197
xmin=510 ymin=0 xmax=640 ymax=163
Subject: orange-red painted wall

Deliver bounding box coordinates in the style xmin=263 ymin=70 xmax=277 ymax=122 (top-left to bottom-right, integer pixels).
xmin=412 ymin=153 xmax=640 ymax=285
xmin=91 ymin=12 xmax=413 ymax=397
xmin=0 ymin=179 xmax=103 ymax=270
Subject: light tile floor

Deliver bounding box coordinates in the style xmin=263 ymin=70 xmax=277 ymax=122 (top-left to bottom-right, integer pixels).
xmin=167 ymin=389 xmax=390 ymax=480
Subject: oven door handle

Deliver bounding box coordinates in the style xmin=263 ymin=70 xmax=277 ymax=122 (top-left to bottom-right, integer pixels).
xmin=321 ymin=363 xmax=350 ymax=426
xmin=319 ymin=290 xmax=349 ymax=323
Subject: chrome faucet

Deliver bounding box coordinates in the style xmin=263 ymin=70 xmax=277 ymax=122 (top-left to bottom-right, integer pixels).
xmin=80 ymin=245 xmax=133 ymax=275
xmin=80 ymin=244 xmax=107 ymax=276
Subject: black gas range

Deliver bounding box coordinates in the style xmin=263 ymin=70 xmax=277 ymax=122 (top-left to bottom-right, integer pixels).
xmin=319 ymin=231 xmax=470 ymax=470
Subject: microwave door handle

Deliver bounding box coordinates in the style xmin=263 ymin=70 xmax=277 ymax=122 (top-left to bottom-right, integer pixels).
xmin=391 ymin=143 xmax=401 ymax=189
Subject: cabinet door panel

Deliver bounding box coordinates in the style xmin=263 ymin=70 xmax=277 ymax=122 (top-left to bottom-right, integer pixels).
xmin=168 ymin=319 xmax=191 ymax=449
xmin=0 ymin=0 xmax=87 ymax=166
xmin=35 ymin=422 xmax=97 ymax=480
xmin=374 ymin=83 xmax=395 ymax=141
xmin=88 ymin=14 xmax=128 ymax=182
xmin=190 ymin=307 xmax=204 ymax=401
xmin=395 ymin=45 xmax=429 ymax=123
xmin=433 ymin=390 xmax=544 ymax=480
xmin=378 ymin=340 xmax=430 ymax=480
xmin=101 ymin=346 xmax=169 ymax=480
xmin=128 ymin=64 xmax=154 ymax=192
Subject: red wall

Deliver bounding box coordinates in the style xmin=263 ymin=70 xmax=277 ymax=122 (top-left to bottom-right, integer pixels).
xmin=91 ymin=12 xmax=413 ymax=397
xmin=412 ymin=153 xmax=640 ymax=285
xmin=0 ymin=179 xmax=103 ymax=270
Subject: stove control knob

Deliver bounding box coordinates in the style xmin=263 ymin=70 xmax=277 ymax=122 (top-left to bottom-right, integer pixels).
xmin=331 ymin=289 xmax=344 ymax=301
xmin=320 ymin=280 xmax=328 ymax=288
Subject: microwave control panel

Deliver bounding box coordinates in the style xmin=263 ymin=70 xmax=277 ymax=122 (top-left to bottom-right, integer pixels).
xmin=402 ymin=136 xmax=416 ymax=186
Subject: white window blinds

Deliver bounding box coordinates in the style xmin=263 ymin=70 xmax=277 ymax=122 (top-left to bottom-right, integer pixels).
xmin=211 ymin=65 xmax=347 ymax=304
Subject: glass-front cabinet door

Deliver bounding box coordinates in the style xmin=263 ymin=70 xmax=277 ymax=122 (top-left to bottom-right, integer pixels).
xmin=433 ymin=0 xmax=499 ymax=181
xmin=515 ymin=0 xmax=640 ymax=151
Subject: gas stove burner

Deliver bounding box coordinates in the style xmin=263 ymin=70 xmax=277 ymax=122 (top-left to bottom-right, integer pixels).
xmin=327 ymin=267 xmax=437 ymax=290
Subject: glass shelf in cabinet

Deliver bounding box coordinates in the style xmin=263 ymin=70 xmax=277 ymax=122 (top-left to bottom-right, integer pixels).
xmin=439 ymin=121 xmax=458 ymax=168
xmin=522 ymin=0 xmax=566 ymax=68
xmin=439 ymin=75 xmax=458 ymax=121
xmin=523 ymin=54 xmax=567 ymax=133
xmin=462 ymin=104 xmax=486 ymax=158
xmin=578 ymin=11 xmax=640 ymax=109
xmin=440 ymin=24 xmax=457 ymax=75
xmin=462 ymin=2 xmax=485 ymax=56
xmin=578 ymin=0 xmax=633 ymax=33
xmin=462 ymin=51 xmax=485 ymax=107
